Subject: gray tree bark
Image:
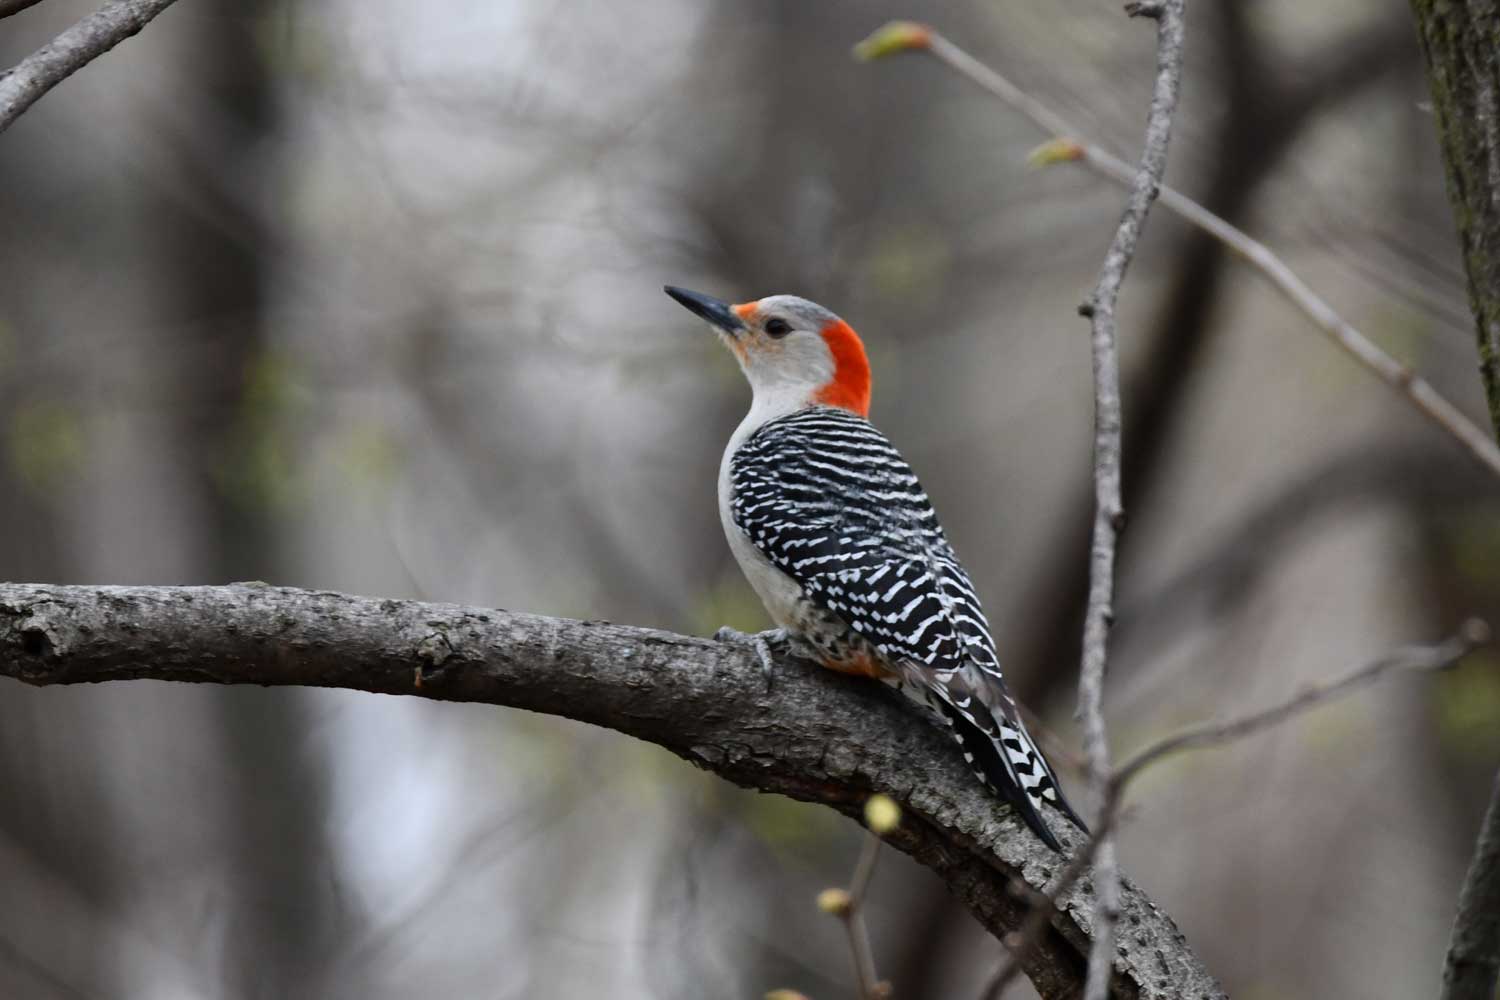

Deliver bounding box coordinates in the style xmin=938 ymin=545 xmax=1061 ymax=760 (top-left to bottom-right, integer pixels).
xmin=1410 ymin=0 xmax=1500 ymax=437
xmin=1442 ymin=768 xmax=1500 ymax=1000
xmin=0 ymin=582 xmax=1224 ymax=1000
xmin=0 ymin=0 xmax=183 ymax=133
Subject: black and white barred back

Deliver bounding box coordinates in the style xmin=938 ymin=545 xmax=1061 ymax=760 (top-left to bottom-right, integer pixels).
xmin=729 ymin=406 xmax=1085 ymax=850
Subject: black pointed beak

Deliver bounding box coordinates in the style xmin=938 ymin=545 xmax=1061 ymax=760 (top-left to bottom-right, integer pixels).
xmin=665 ymin=285 xmax=746 ymax=334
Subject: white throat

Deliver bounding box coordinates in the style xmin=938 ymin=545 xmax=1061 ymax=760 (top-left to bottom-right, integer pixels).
xmin=720 ymin=382 xmax=812 ymax=489
xmin=715 ymin=320 xmax=841 ymax=562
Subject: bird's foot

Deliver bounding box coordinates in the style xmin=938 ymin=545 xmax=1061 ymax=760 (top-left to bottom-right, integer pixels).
xmin=714 ymin=626 xmax=788 ymax=688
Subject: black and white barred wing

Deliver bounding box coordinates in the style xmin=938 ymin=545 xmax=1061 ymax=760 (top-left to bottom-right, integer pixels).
xmin=728 ymin=407 xmax=1083 ymax=847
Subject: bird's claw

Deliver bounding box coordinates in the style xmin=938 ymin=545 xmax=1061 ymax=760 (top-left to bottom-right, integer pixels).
xmin=714 ymin=626 xmax=788 ymax=689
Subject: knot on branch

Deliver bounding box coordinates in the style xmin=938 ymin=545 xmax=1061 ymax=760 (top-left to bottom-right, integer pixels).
xmin=19 ymin=626 xmax=53 ymax=658
xmin=2 ymin=599 xmax=65 ymax=679
xmin=414 ymin=629 xmax=456 ymax=686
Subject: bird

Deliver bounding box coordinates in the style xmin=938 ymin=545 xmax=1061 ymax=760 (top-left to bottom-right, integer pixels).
xmin=665 ymin=284 xmax=1086 ymax=851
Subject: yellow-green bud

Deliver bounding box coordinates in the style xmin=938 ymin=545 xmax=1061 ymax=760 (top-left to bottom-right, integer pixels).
xmin=816 ymin=887 xmax=853 ymax=916
xmin=864 ymin=793 xmax=901 ymax=834
xmin=852 ymin=21 xmax=932 ymax=62
xmin=1027 ymin=138 xmax=1086 ymax=169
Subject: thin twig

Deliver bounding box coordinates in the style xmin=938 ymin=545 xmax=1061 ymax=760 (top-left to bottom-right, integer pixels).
xmin=1443 ymin=765 xmax=1500 ymax=1000
xmin=1113 ymin=619 xmax=1491 ymax=787
xmin=843 ymin=831 xmax=885 ymax=999
xmin=1070 ymin=4 xmax=1186 ymax=999
xmin=901 ymin=25 xmax=1500 ymax=481
xmin=0 ymin=0 xmax=182 ymax=135
xmin=819 ymin=799 xmax=897 ymax=1000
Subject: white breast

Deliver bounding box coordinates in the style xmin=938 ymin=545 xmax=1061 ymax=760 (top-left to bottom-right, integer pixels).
xmin=718 ymin=396 xmax=813 ymax=629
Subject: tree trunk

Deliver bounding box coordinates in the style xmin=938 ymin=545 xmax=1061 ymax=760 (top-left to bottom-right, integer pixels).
xmin=1410 ymin=0 xmax=1500 ymax=437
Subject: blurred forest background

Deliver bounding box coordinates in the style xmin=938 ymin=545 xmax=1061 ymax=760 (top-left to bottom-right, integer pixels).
xmin=2 ymin=0 xmax=1498 ymax=997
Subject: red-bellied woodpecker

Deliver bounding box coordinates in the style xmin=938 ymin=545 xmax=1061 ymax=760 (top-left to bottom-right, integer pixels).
xmin=665 ymin=285 xmax=1085 ymax=851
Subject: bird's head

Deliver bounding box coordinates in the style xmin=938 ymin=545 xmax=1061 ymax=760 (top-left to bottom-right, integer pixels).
xmin=665 ymin=286 xmax=871 ymax=417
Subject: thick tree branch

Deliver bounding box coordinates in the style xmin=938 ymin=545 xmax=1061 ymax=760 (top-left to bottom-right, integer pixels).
xmin=1444 ymin=767 xmax=1500 ymax=1000
xmin=0 ymin=0 xmax=182 ymax=135
xmin=981 ymin=817 xmax=1112 ymax=1000
xmin=0 ymin=582 xmax=1223 ymax=1000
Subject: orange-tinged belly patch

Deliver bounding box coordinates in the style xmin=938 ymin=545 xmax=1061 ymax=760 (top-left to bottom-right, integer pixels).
xmin=816 ymin=648 xmax=894 ymax=680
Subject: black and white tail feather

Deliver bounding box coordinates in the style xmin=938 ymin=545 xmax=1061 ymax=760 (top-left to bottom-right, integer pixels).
xmin=892 ymin=668 xmax=1087 ymax=852
xmin=729 ymin=406 xmax=1087 ymax=850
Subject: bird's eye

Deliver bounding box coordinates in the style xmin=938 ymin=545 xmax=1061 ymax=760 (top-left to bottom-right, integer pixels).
xmin=764 ymin=318 xmax=792 ymax=337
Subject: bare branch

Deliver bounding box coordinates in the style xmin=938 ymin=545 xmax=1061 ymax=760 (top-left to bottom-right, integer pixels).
xmin=859 ymin=24 xmax=1500 ymax=482
xmin=838 ymin=831 xmax=886 ymax=999
xmin=1072 ymin=4 xmax=1186 ymax=998
xmin=813 ymin=798 xmax=898 ymax=998
xmin=0 ymin=0 xmax=182 ymax=135
xmin=1113 ymin=620 xmax=1490 ymax=787
xmin=1444 ymin=767 xmax=1500 ymax=1000
xmin=0 ymin=582 xmax=1223 ymax=1000
xmin=0 ymin=0 xmax=48 ymax=19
